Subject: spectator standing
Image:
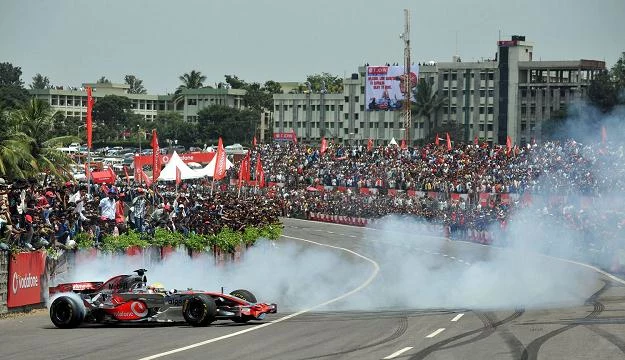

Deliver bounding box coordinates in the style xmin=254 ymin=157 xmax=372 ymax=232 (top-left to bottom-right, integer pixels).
xmin=99 ymin=189 xmax=117 ymax=221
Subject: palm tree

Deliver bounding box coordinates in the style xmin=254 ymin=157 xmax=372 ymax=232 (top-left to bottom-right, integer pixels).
xmin=124 ymin=75 xmax=147 ymax=94
xmin=174 ymin=70 xmax=207 ymax=105
xmin=0 ymin=109 xmax=34 ymax=179
xmin=10 ymin=99 xmax=77 ymax=179
xmin=412 ymin=80 xmax=447 ymax=140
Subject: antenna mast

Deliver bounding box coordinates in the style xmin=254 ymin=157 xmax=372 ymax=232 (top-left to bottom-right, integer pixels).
xmin=402 ymin=9 xmax=411 ymax=146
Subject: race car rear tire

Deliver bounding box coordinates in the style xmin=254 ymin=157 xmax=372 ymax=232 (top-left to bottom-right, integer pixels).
xmin=182 ymin=294 xmax=217 ymax=326
xmin=229 ymin=289 xmax=257 ymax=323
xmin=50 ymin=296 xmax=85 ymax=328
xmin=229 ymin=289 xmax=257 ymax=303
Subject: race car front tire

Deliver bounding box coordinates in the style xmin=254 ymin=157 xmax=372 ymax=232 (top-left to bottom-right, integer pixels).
xmin=50 ymin=296 xmax=85 ymax=328
xmin=229 ymin=289 xmax=257 ymax=303
xmin=229 ymin=289 xmax=257 ymax=323
xmin=182 ymin=294 xmax=217 ymax=326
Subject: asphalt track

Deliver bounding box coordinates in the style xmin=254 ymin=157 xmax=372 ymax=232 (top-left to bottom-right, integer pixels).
xmin=2 ymin=218 xmax=625 ymax=360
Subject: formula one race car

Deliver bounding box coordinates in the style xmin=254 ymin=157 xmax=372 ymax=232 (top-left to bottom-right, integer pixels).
xmin=48 ymin=269 xmax=277 ymax=328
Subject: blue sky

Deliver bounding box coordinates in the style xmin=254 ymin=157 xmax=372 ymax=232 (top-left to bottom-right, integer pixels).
xmin=2 ymin=0 xmax=623 ymax=94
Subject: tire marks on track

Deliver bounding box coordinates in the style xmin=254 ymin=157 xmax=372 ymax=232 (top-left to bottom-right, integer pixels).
xmin=294 ymin=314 xmax=409 ymax=360
xmin=408 ymin=309 xmax=525 ymax=360
xmin=520 ymin=280 xmax=625 ymax=360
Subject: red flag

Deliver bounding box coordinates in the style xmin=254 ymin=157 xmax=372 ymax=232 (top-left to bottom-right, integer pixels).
xmin=601 ymin=126 xmax=607 ymax=145
xmin=252 ymin=136 xmax=257 ymax=148
xmin=255 ymin=153 xmax=265 ymax=188
xmin=320 ymin=137 xmax=328 ymax=154
xmin=141 ymin=169 xmax=152 ymax=187
xmin=401 ymin=138 xmax=407 ymax=149
xmin=473 ymin=135 xmax=478 ymax=145
xmin=238 ymin=152 xmax=250 ymax=188
xmin=123 ymin=165 xmax=130 ymax=185
xmin=86 ymin=86 xmax=94 ymax=148
xmin=213 ymin=137 xmax=227 ymax=180
xmin=292 ymin=129 xmax=298 ymax=144
xmin=151 ymin=129 xmax=160 ymax=183
xmin=446 ymin=132 xmax=452 ymax=151
xmin=506 ymin=135 xmax=512 ymax=154
xmin=175 ymin=166 xmax=181 ymax=186
xmin=435 ymin=133 xmax=440 ymax=146
xmin=108 ymin=167 xmax=117 ymax=183
xmin=84 ymin=162 xmax=91 ymax=181
xmin=367 ymin=138 xmax=373 ymax=152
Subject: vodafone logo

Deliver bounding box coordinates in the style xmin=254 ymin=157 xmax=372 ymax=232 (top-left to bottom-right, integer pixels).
xmin=130 ymin=301 xmax=148 ymax=317
xmin=161 ymin=155 xmax=170 ymax=163
xmin=12 ymin=273 xmax=39 ymax=295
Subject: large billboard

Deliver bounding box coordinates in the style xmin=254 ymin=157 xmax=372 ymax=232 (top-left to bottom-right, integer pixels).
xmin=365 ymin=65 xmax=418 ymax=111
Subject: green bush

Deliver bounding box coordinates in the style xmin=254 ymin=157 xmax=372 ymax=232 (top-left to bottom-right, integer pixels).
xmin=101 ymin=229 xmax=150 ymax=252
xmin=184 ymin=232 xmax=211 ymax=252
xmin=152 ymin=228 xmax=183 ymax=247
xmin=215 ymin=227 xmax=241 ymax=253
xmin=242 ymin=227 xmax=261 ymax=246
xmin=74 ymin=232 xmax=95 ymax=250
xmin=259 ymin=223 xmax=283 ymax=240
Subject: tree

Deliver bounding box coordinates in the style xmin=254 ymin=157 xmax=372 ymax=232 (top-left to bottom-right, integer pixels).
xmin=412 ymin=80 xmax=447 ymax=138
xmin=610 ymin=52 xmax=625 ymax=99
xmin=587 ymin=70 xmax=618 ymax=113
xmin=0 ymin=106 xmax=34 ymax=179
xmin=0 ymin=62 xmax=24 ymax=87
xmin=175 ymin=70 xmax=207 ymax=105
xmin=305 ymin=73 xmax=343 ymax=93
xmin=263 ymin=80 xmax=283 ymax=95
xmin=10 ymin=99 xmax=76 ymax=178
xmin=197 ymin=105 xmax=256 ymax=144
xmin=97 ymin=76 xmax=111 ymax=84
xmin=92 ymin=95 xmax=133 ymax=140
xmin=224 ymin=75 xmax=248 ymax=89
xmin=124 ymin=74 xmax=147 ymax=94
xmin=154 ymin=112 xmax=198 ymax=147
xmin=243 ymin=82 xmax=272 ymax=112
xmin=0 ymin=62 xmax=29 ymax=111
xmin=30 ymin=73 xmax=50 ymax=89
xmin=0 ymin=86 xmax=30 ymax=111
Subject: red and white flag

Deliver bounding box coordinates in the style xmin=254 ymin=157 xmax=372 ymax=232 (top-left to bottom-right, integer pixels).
xmin=506 ymin=135 xmax=512 ymax=154
xmin=435 ymin=133 xmax=440 ymax=146
xmin=175 ymin=166 xmax=181 ymax=186
xmin=401 ymin=138 xmax=407 ymax=150
xmin=123 ymin=165 xmax=130 ymax=185
xmin=446 ymin=132 xmax=452 ymax=151
xmin=474 ymin=135 xmax=478 ymax=145
xmin=86 ymin=86 xmax=94 ymax=149
xmin=151 ymin=129 xmax=160 ymax=183
xmin=238 ymin=151 xmax=250 ymax=188
xmin=252 ymin=136 xmax=257 ymax=148
xmin=213 ymin=137 xmax=227 ymax=180
xmin=320 ymin=137 xmax=328 ymax=154
xmin=367 ymin=138 xmax=373 ymax=152
xmin=255 ymin=153 xmax=265 ymax=188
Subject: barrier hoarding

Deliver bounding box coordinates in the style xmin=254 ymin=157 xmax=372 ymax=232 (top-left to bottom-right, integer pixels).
xmin=365 ymin=65 xmax=418 ymax=111
xmin=7 ymin=251 xmax=46 ymax=308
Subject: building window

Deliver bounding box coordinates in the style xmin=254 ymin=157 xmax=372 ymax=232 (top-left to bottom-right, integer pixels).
xmin=303 ymin=105 xmax=307 ymax=111
xmin=344 ymin=96 xmax=349 ymax=102
xmin=443 ymin=73 xmax=449 ymax=81
xmin=479 ymin=106 xmax=485 ymax=114
xmin=487 ymin=124 xmax=493 ymax=131
xmin=187 ymin=99 xmax=197 ymax=106
xmin=487 ymin=107 xmax=494 ymax=114
xmin=488 ymin=73 xmax=494 ymax=81
xmin=479 ymin=124 xmax=485 ymax=131
xmin=355 ymin=113 xmax=359 ymax=120
xmin=344 ymin=113 xmax=349 ymax=119
xmin=451 ymin=90 xmax=457 ymax=97
xmin=283 ymin=105 xmax=288 ymax=111
xmin=480 ymin=73 xmax=486 ymax=80
xmin=451 ymin=73 xmax=457 ymax=81
xmin=451 ymin=107 xmax=457 ymax=115
xmin=339 ymin=105 xmax=344 ymax=111
xmin=488 ymin=89 xmax=494 ymax=97
xmin=331 ymin=105 xmax=335 ymax=111
xmin=480 ymin=89 xmax=486 ymax=97
xmin=360 ymin=86 xmax=365 ymax=94
xmin=354 ymin=96 xmax=359 ymax=102
xmin=443 ymin=107 xmax=449 ymax=115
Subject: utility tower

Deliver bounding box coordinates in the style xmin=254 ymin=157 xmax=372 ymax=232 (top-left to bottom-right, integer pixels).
xmin=401 ymin=9 xmax=412 ymax=145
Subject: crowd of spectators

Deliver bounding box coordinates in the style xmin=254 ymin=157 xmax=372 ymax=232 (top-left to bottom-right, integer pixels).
xmin=1 ymin=138 xmax=624 ymax=259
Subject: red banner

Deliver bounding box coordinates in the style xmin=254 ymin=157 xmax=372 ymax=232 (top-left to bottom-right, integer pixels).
xmin=273 ymin=132 xmax=297 ymax=142
xmin=7 ymin=251 xmax=47 ymax=308
xmin=86 ymin=86 xmax=93 ymax=149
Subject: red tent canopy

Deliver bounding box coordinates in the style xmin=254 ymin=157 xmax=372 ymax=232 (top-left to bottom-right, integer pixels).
xmin=90 ymin=168 xmax=117 ymax=184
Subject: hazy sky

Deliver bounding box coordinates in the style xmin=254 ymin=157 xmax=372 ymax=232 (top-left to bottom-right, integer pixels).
xmin=2 ymin=0 xmax=623 ymax=94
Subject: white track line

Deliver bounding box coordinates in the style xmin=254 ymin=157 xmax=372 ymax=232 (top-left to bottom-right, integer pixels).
xmin=451 ymin=313 xmax=464 ymax=322
xmin=383 ymin=346 xmax=413 ymax=359
xmin=137 ymin=235 xmax=380 ymax=360
xmin=426 ymin=328 xmax=446 ymax=338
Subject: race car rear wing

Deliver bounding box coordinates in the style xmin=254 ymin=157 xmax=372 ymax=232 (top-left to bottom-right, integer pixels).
xmin=49 ymin=281 xmax=104 ymax=296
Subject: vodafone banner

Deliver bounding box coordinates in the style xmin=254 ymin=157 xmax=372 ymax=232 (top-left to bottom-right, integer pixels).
xmin=8 ymin=251 xmax=47 ymax=308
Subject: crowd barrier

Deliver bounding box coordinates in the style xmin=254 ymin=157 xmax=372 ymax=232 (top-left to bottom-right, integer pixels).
xmin=0 ymin=245 xmax=249 ymax=315
xmin=308 ymin=212 xmax=369 ymax=227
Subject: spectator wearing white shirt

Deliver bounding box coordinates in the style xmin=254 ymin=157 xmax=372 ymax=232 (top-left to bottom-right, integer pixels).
xmin=99 ymin=189 xmax=117 ymax=221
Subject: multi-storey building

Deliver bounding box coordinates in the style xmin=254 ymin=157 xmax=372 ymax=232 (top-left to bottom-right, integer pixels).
xmin=273 ymin=36 xmax=605 ymax=145
xmin=29 ymin=82 xmax=246 ymax=123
